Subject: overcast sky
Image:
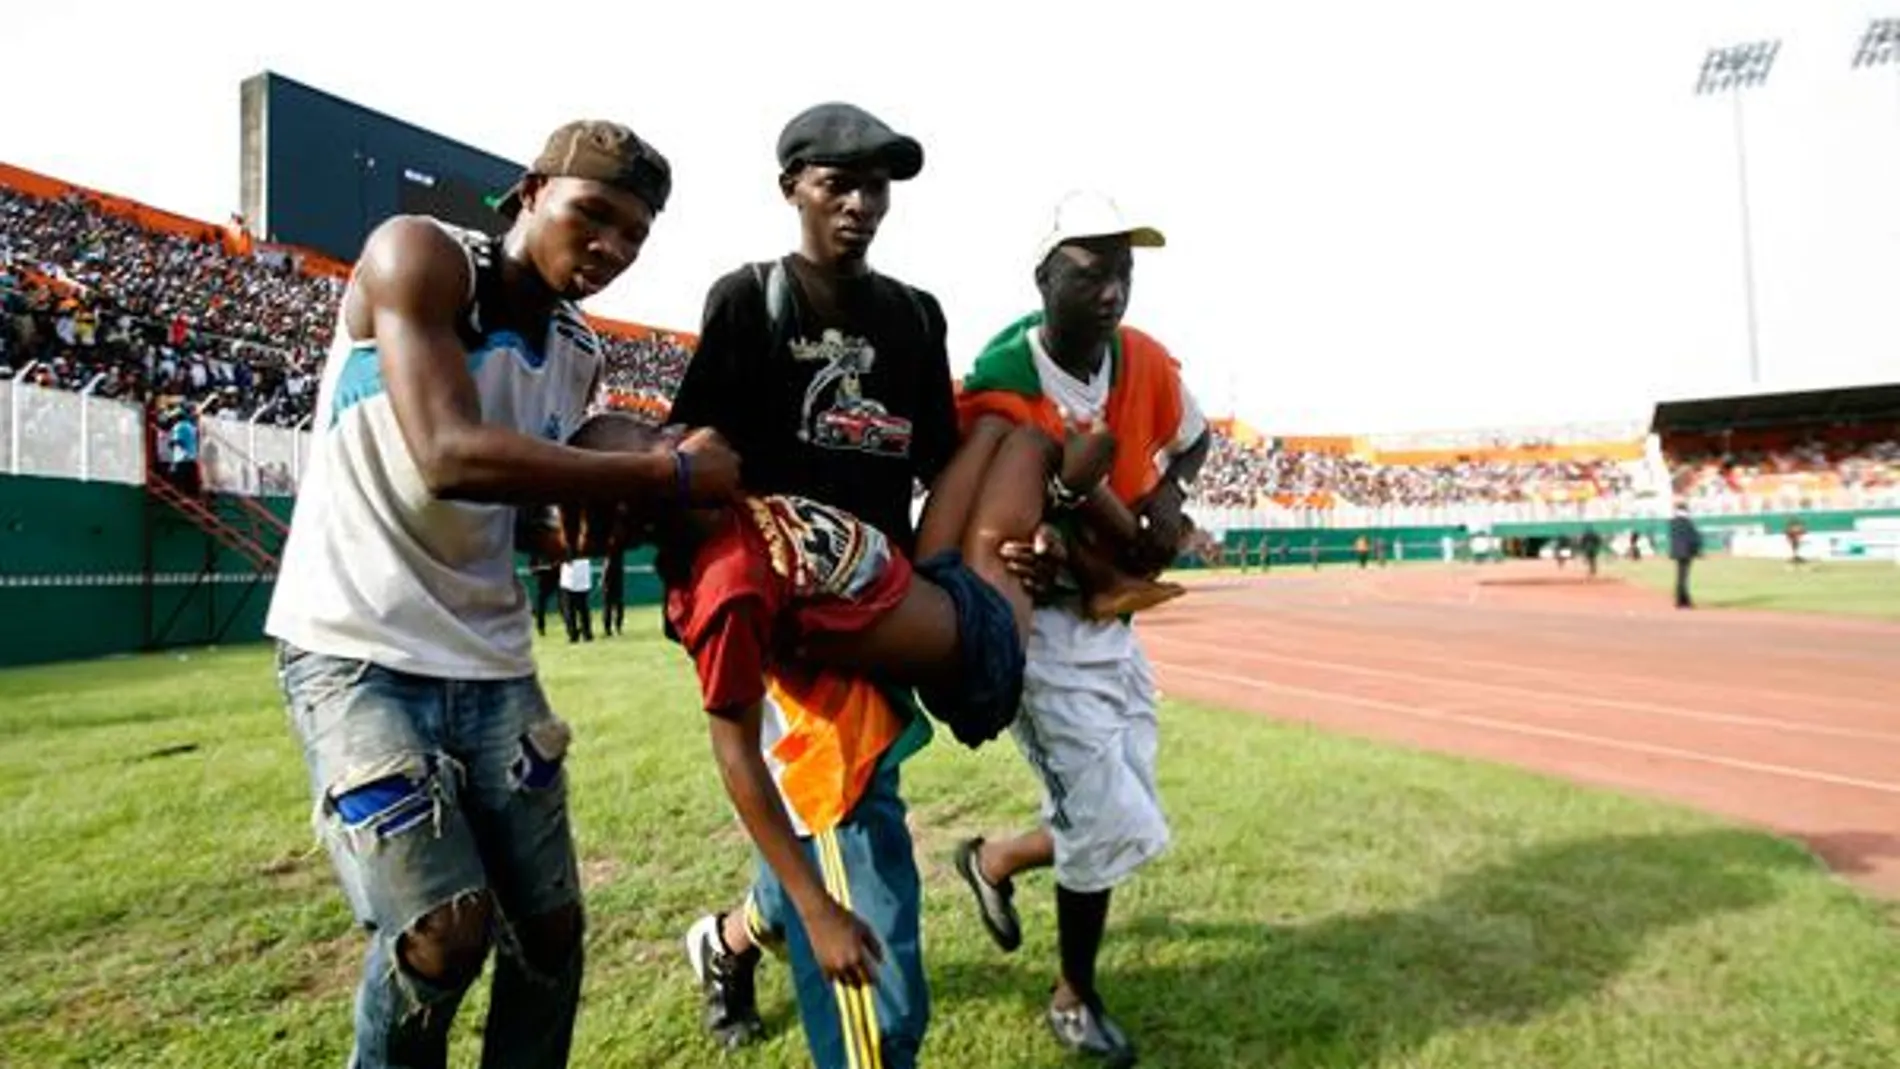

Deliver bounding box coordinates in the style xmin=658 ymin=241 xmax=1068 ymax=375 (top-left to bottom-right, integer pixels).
xmin=6 ymin=0 xmax=1897 ymax=434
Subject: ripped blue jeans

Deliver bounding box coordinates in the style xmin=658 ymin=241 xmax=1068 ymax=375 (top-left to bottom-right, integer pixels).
xmin=276 ymin=642 xmax=583 ymax=1069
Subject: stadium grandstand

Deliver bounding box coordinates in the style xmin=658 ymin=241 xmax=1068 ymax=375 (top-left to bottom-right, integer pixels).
xmin=6 ymin=127 xmax=1900 ymax=663
xmin=0 ymin=147 xmax=697 ymax=666
xmin=1657 ymin=383 xmax=1900 ymax=513
xmin=0 ymin=159 xmax=693 ymax=467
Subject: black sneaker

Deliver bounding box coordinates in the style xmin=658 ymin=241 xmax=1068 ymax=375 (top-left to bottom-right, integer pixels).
xmin=1047 ymin=995 xmax=1137 ymax=1066
xmin=684 ymin=913 xmax=763 ymax=1048
xmin=953 ymin=837 xmax=1022 ymax=952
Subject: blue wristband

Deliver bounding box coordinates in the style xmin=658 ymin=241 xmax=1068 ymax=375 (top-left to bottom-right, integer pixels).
xmin=674 ymin=449 xmax=692 ymax=506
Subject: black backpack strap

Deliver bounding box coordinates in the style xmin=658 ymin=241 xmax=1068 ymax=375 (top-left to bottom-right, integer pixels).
xmin=751 ymin=258 xmax=800 ymax=359
xmin=750 ymin=259 xmax=932 ymax=350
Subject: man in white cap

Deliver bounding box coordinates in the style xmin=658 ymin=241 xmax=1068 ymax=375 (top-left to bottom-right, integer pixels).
xmin=948 ymin=191 xmax=1209 ymax=1066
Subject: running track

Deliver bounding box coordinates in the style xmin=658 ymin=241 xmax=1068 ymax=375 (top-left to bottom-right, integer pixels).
xmin=1141 ymin=562 xmax=1900 ymax=898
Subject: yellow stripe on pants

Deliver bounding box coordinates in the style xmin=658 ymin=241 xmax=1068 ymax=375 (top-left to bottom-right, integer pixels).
xmin=817 ymin=829 xmax=884 ymax=1069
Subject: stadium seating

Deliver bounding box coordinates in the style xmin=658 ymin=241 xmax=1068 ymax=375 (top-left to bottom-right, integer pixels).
xmin=1671 ymin=438 xmax=1900 ymax=503
xmin=1192 ymin=431 xmax=1644 ymax=511
xmin=2 ymin=186 xmax=338 ymax=426
xmin=0 ymin=181 xmax=694 ymax=432
xmin=8 ymin=164 xmax=1898 ymax=524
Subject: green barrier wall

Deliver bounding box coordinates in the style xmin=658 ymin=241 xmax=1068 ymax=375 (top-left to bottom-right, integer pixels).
xmin=0 ymin=474 xmax=271 ymax=667
xmin=1172 ymin=525 xmax=1472 ymax=568
xmin=1490 ymin=507 xmax=1900 ymax=544
xmin=1171 ymin=507 xmax=1900 ymax=570
xmin=0 ymin=474 xmax=662 ymax=669
xmin=10 ymin=467 xmax=1894 ymax=667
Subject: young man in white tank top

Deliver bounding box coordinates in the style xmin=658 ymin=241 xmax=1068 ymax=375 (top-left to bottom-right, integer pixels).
xmin=265 ymin=120 xmax=741 ymax=1069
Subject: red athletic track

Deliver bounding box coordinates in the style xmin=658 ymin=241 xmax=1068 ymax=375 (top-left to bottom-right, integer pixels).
xmin=1139 ymin=561 xmax=1900 ymax=898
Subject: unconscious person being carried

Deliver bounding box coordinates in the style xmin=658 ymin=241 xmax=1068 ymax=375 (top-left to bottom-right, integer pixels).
xmin=555 ymin=409 xmax=1181 ymax=744
xmin=546 ymin=408 xmax=1184 ymax=1068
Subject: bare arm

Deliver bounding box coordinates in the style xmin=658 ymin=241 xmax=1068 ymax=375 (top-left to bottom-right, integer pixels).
xmin=1162 ymin=426 xmax=1213 ymax=492
xmin=707 ymin=703 xmax=883 ymax=986
xmin=1002 ymin=424 xmax=1213 ymax=592
xmin=358 ymin=217 xmax=731 ymax=505
xmin=1127 ymin=428 xmax=1212 ymax=572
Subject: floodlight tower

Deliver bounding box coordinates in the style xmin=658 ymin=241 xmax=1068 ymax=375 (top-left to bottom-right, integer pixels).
xmin=1695 ymin=39 xmax=1780 ymax=387
xmin=1850 ymin=17 xmax=1900 ymax=74
xmin=1852 ymin=19 xmax=1900 ymax=365
xmin=1851 ymin=20 xmax=1900 ymax=170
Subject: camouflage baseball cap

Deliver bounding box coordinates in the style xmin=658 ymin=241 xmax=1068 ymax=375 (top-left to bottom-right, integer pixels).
xmin=495 ymin=120 xmax=672 ymax=219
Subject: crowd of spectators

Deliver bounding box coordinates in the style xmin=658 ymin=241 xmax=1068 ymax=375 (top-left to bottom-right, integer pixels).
xmin=2 ymin=188 xmax=333 ymax=428
xmin=599 ymin=331 xmax=691 ymax=414
xmin=1195 ymin=427 xmax=1900 ymax=513
xmin=1671 ymin=435 xmax=1900 ymax=502
xmin=1191 ymin=431 xmax=1641 ymax=509
xmin=1 ymin=179 xmax=1643 ymax=512
xmin=1 ymin=183 xmax=697 ymax=438
xmin=12 ymin=178 xmax=1900 ymax=517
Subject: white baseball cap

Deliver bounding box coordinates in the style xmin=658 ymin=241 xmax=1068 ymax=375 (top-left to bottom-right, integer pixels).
xmin=1034 ymin=190 xmax=1166 ymax=268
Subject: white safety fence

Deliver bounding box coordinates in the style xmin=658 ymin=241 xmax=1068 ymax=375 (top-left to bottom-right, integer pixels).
xmin=1188 ymin=486 xmax=1900 ymax=534
xmin=198 ymin=417 xmax=310 ymax=496
xmin=1 ymin=378 xmax=144 ymax=484
xmin=1 ymin=377 xmax=311 ymax=493
xmin=1187 ymin=495 xmax=1674 ymax=533
xmin=5 ymin=378 xmax=1898 ymax=523
xmin=1728 ymin=517 xmax=1900 ymax=564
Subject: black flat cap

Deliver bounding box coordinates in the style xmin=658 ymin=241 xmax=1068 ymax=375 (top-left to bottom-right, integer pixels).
xmin=776 ymin=102 xmax=923 ymax=181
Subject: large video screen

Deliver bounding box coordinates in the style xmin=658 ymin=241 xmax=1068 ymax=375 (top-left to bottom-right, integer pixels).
xmin=395 ymin=166 xmax=509 ymax=238
xmin=241 ymin=72 xmax=521 ymax=263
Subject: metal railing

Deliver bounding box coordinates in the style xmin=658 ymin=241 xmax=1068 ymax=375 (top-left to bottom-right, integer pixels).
xmin=1 ymin=377 xmax=309 ymax=492
xmin=2 ymin=373 xmax=144 ymax=484
xmin=1185 ymin=484 xmax=1900 ymax=533
xmin=198 ymin=411 xmax=310 ymax=496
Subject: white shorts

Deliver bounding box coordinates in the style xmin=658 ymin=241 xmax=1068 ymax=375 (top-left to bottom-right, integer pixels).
xmin=1011 ymin=644 xmax=1169 ymax=893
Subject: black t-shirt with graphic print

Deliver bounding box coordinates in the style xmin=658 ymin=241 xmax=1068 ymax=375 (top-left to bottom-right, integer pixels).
xmin=668 ymin=254 xmax=959 ymax=557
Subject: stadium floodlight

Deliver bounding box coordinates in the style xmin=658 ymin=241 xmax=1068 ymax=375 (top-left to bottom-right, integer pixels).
xmin=1851 ymin=18 xmax=1900 ymax=68
xmin=1695 ymin=39 xmax=1779 ymax=387
xmin=1695 ymin=39 xmax=1780 ymax=93
xmin=1850 ymin=20 xmax=1900 ymax=141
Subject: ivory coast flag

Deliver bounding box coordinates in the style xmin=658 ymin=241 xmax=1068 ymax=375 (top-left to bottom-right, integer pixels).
xmin=956 ymin=310 xmax=1191 ymax=508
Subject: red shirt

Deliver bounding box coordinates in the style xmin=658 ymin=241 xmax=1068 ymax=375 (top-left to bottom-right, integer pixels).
xmin=666 ymin=495 xmax=913 ymax=716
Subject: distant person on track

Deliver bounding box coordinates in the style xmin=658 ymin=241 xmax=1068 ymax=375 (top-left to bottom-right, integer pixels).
xmin=531 ymin=552 xmax=561 ymax=637
xmin=949 ymin=191 xmax=1209 ymax=1066
xmin=601 ymin=539 xmax=626 ymax=636
xmin=264 ymin=120 xmax=741 ymax=1069
xmin=559 ymin=553 xmax=595 ymax=643
xmin=1669 ymin=504 xmax=1703 ymax=609
xmin=1579 ymin=526 xmax=1603 ymax=578
xmin=1785 ymin=518 xmax=1807 ymax=567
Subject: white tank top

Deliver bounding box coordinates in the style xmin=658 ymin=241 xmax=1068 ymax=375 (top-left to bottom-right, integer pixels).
xmin=266 ymin=221 xmax=602 ymax=680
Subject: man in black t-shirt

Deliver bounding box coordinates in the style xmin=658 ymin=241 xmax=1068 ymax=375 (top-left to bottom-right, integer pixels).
xmin=667 ymin=118 xmax=958 ymax=552
xmin=671 ymin=102 xmax=957 ymax=1068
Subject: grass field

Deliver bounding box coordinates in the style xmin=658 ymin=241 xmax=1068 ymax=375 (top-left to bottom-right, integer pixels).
xmin=1607 ymin=556 xmax=1900 ymax=620
xmin=1183 ymin=554 xmax=1900 ymax=621
xmin=4 ymin=614 xmax=1899 ymax=1068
